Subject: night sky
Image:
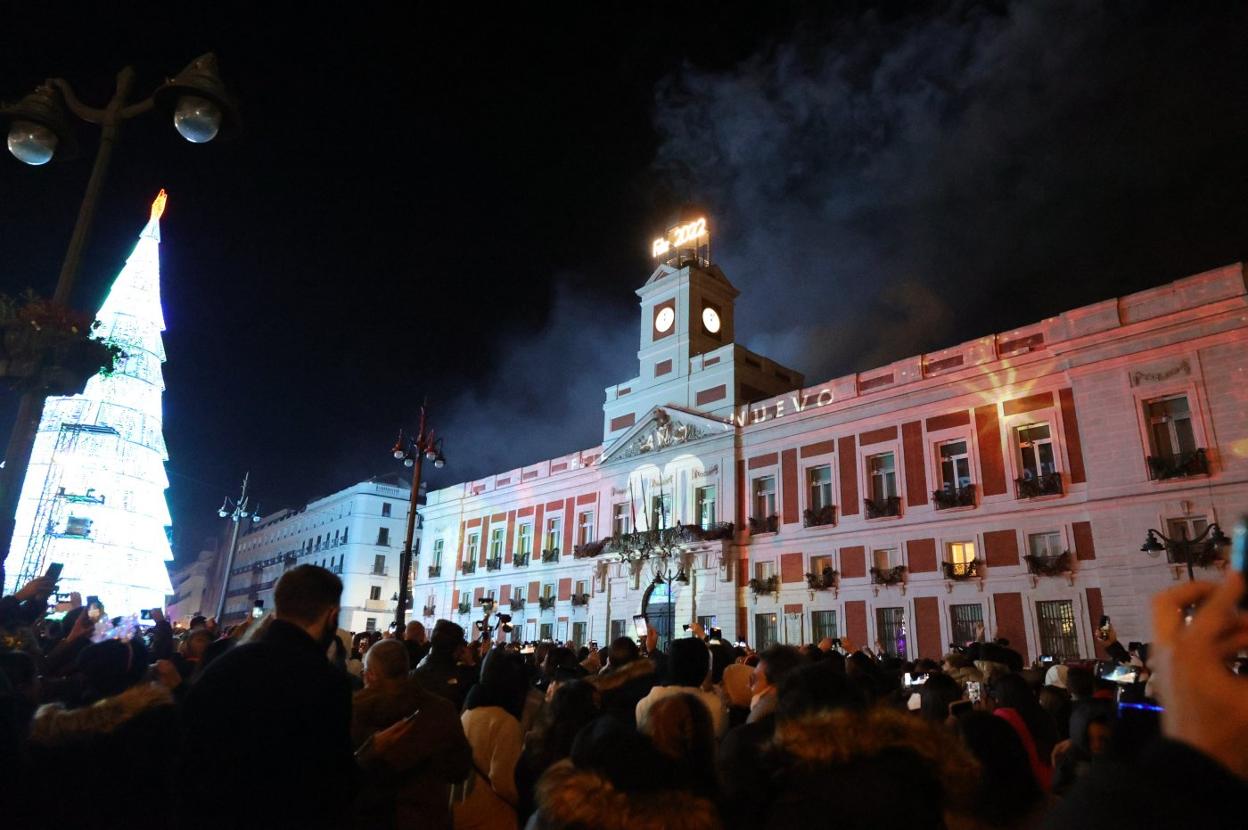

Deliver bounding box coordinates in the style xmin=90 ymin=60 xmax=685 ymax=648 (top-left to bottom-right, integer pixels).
xmin=2 ymin=2 xmax=1247 ymax=563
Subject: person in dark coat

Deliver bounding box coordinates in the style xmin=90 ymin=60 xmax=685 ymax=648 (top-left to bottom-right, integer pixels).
xmin=411 ymin=619 xmax=474 ymax=709
xmin=180 ymin=565 xmax=356 ymax=829
xmin=351 ymin=638 xmax=472 ymax=830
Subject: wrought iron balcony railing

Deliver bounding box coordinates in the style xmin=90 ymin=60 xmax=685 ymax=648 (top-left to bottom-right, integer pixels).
xmin=870 ymin=565 xmax=907 ymax=586
xmin=932 ymin=484 xmax=976 ymax=510
xmin=541 ymin=548 xmax=560 ymax=564
xmin=421 ymin=605 xmax=435 ymax=617
xmin=509 ymin=598 xmax=525 ymax=611
xmin=427 ymin=565 xmax=441 ymax=578
xmin=1024 ymin=551 xmax=1072 ymax=577
xmin=601 ymin=522 xmax=734 ymax=558
xmin=1015 ymin=471 xmax=1062 ymax=499
xmin=805 ymin=567 xmax=838 ymax=591
xmin=538 ymin=596 xmax=556 ymax=611
xmin=573 ymin=539 xmax=608 ymax=559
xmin=456 ymin=601 xmax=471 ymax=615
xmin=513 ymin=551 xmax=530 ymax=567
xmin=461 ymin=559 xmax=477 ymax=575
xmin=485 ymin=557 xmax=502 ymax=572
xmin=803 ymin=504 xmax=837 ymax=528
xmin=748 ymin=574 xmax=779 ymax=596
xmin=1147 ymin=448 xmax=1209 ymax=481
xmin=571 ymin=592 xmax=590 ymax=607
xmin=864 ymin=496 xmax=901 ymax=519
xmin=942 ymin=559 xmax=982 ymax=581
xmin=749 ymin=515 xmax=779 ymax=534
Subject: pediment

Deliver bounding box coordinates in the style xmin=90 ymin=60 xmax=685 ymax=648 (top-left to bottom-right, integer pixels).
xmin=601 ymin=404 xmax=727 ymax=464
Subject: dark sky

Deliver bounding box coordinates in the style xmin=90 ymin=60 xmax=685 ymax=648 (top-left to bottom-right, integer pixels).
xmin=2 ymin=2 xmax=1247 ymax=562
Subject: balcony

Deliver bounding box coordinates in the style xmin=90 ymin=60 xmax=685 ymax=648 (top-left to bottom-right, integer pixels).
xmin=571 ymin=593 xmax=590 ymax=607
xmin=1024 ymin=551 xmax=1072 ymax=578
xmin=371 ymin=567 xmax=389 ymax=577
xmin=803 ymin=504 xmax=837 ymax=528
xmin=456 ymin=601 xmax=471 ymax=615
xmin=509 ymin=598 xmax=525 ymax=611
xmin=870 ymin=565 xmax=907 ymax=586
xmin=539 ymin=596 xmax=556 ymax=611
xmin=932 ymin=484 xmax=976 ymax=510
xmin=573 ymin=539 xmax=607 ymax=559
xmin=1015 ymin=472 xmax=1062 ymax=499
xmin=1147 ymin=448 xmax=1209 ymax=481
xmin=485 ymin=557 xmax=502 ymax=572
xmin=748 ymin=574 xmax=779 ymax=597
xmin=805 ymin=567 xmax=838 ymax=591
xmin=427 ymin=565 xmax=441 ymax=578
xmin=864 ymin=496 xmax=901 ymax=519
xmin=364 ymin=598 xmax=392 ymax=612
xmin=541 ymin=548 xmax=560 ymax=564
xmin=462 ymin=559 xmax=477 ymax=575
xmin=941 ymin=559 xmax=982 ymax=581
xmin=601 ymin=522 xmax=735 ymax=556
xmin=748 ymin=515 xmax=779 ymax=535
xmin=421 ymin=604 xmax=436 ymax=617
xmin=513 ymin=551 xmax=530 ymax=568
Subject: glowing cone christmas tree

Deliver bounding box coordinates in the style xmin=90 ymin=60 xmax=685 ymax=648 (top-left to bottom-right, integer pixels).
xmin=4 ymin=191 xmax=175 ymax=613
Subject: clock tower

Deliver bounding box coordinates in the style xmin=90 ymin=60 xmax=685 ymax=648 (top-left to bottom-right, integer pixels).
xmin=601 ymin=217 xmax=804 ymax=442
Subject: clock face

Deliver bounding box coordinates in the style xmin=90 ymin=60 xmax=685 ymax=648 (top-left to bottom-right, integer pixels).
xmin=702 ymin=307 xmax=721 ymax=334
xmin=655 ymin=306 xmax=676 ymax=333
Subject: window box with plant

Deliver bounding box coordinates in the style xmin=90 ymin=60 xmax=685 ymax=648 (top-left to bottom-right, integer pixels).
xmin=749 ymin=515 xmax=779 ymax=534
xmin=1147 ymin=448 xmax=1209 ymax=481
xmin=573 ymin=539 xmax=607 ymax=558
xmin=870 ymin=565 xmax=907 ymax=586
xmin=941 ymin=559 xmax=982 ymax=581
xmin=541 ymin=548 xmax=560 ymax=564
xmin=461 ymin=559 xmax=477 ymax=575
xmin=485 ymin=557 xmax=502 ymax=572
xmin=932 ymin=484 xmax=976 ymax=510
xmin=427 ymin=565 xmax=441 ymax=578
xmin=805 ymin=567 xmax=838 ymax=591
xmin=803 ymin=504 xmax=837 ymax=528
xmin=456 ymin=600 xmax=471 ymax=615
xmin=539 ymin=596 xmax=556 ymax=611
xmin=1015 ymin=472 xmax=1062 ymax=499
xmin=513 ymin=551 xmax=529 ymax=567
xmin=748 ymin=574 xmax=780 ymax=596
xmin=571 ymin=592 xmax=590 ymax=607
xmin=509 ymin=597 xmax=525 ymax=611
xmin=864 ymin=496 xmax=901 ymax=519
xmin=421 ymin=604 xmax=436 ymax=617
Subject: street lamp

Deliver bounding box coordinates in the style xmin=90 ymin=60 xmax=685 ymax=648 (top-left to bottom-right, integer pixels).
xmin=390 ymin=403 xmax=446 ymax=628
xmin=213 ymin=473 xmax=261 ymax=622
xmin=0 ymin=54 xmax=240 ymax=589
xmin=649 ymin=555 xmax=690 ymax=653
xmin=1140 ymin=522 xmax=1230 ymax=582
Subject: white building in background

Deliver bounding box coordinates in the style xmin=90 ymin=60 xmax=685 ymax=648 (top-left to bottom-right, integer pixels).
xmin=219 ymin=474 xmax=411 ymax=632
xmin=411 ymin=217 xmax=1248 ymax=661
xmin=166 ymin=547 xmax=218 ymax=625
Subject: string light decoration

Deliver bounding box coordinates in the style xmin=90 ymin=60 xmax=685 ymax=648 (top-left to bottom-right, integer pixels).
xmin=4 ymin=191 xmax=175 ymax=613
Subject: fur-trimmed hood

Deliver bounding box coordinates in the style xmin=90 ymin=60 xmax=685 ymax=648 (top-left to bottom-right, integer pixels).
xmin=589 ymin=657 xmax=656 ymax=694
xmin=535 ymin=759 xmax=719 ymax=830
xmin=30 ymin=682 xmax=174 ymax=746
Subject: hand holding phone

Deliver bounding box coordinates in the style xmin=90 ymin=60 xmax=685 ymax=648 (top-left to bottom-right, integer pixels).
xmin=633 ymin=614 xmax=648 ymax=639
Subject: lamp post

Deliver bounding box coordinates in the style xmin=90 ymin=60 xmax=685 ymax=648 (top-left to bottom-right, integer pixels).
xmin=390 ymin=403 xmax=446 ymax=628
xmin=0 ymin=54 xmax=240 ymax=589
xmin=1140 ymin=522 xmax=1230 ymax=582
xmin=649 ymin=556 xmax=690 ymax=653
xmin=213 ymin=473 xmax=261 ymax=623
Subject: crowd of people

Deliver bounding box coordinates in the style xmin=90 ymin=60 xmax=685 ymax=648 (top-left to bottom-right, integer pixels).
xmin=2 ymin=562 xmax=1246 ymax=829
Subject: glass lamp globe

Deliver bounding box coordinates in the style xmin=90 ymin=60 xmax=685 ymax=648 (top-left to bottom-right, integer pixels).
xmin=7 ymin=120 xmax=57 ymax=165
xmin=404 ymin=458 xmax=414 ymax=468
xmin=434 ymin=457 xmax=445 ymax=469
xmin=393 ymin=450 xmax=406 ymax=460
xmin=173 ymin=95 xmax=222 ymax=143
xmin=218 ymin=509 xmax=229 ymax=518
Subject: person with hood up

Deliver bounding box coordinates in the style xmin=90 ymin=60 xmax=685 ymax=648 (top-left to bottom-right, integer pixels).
xmin=454 ymin=648 xmax=529 ymax=830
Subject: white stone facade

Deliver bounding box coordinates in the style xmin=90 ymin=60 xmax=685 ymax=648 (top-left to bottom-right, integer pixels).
xmin=220 ymin=476 xmax=411 ymax=633
xmin=416 ymin=258 xmax=1248 ymax=661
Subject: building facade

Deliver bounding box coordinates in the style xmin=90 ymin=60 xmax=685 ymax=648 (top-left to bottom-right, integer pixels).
xmin=418 ymin=241 xmax=1247 ymax=662
xmin=219 ymin=475 xmax=412 ymax=632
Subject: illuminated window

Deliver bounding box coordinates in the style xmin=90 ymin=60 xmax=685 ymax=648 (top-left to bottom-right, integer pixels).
xmin=947 ymin=541 xmax=977 ymax=576
xmin=868 ymin=453 xmax=897 ymax=501
xmin=876 ymin=607 xmax=907 ymax=659
xmin=807 ymin=466 xmax=833 ymax=510
xmin=752 ymin=476 xmax=777 ymax=519
xmin=650 ymin=494 xmax=672 ymax=529
xmin=754 ymin=560 xmax=776 ymax=581
xmin=696 ymin=486 xmax=718 ymax=528
xmin=575 ymin=580 xmax=587 ymax=596
xmin=542 ymin=583 xmax=553 ymax=599
xmin=810 ymin=554 xmax=833 ymax=574
xmin=612 ymin=503 xmax=631 ymax=536
xmin=873 ymin=548 xmax=900 ymax=570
